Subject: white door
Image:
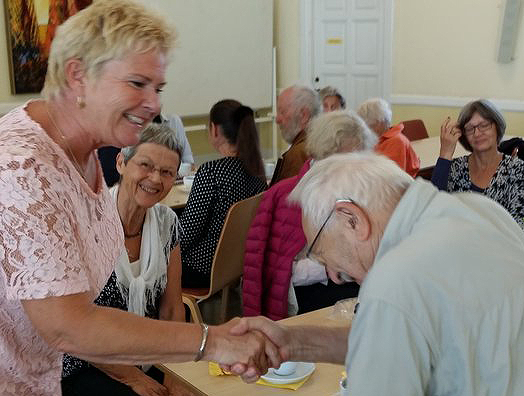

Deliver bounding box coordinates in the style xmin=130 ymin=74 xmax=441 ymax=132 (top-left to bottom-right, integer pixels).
xmin=306 ymin=0 xmax=392 ymax=110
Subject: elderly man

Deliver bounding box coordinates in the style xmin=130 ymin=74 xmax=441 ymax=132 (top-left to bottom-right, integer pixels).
xmin=231 ymin=152 xmax=524 ymax=395
xmin=357 ymin=98 xmax=420 ymax=177
xmin=318 ymin=86 xmax=346 ymax=112
xmin=270 ymin=85 xmax=320 ymax=186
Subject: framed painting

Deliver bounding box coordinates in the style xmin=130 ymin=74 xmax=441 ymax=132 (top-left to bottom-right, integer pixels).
xmin=3 ymin=0 xmax=92 ymax=94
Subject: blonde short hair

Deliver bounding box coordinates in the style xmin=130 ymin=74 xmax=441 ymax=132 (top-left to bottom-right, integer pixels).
xmin=306 ymin=111 xmax=377 ymax=160
xmin=42 ymin=0 xmax=176 ymax=99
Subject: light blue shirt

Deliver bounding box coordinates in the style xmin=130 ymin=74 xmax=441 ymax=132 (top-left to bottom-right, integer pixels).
xmin=345 ymin=179 xmax=524 ymax=396
xmin=164 ymin=114 xmax=194 ymax=164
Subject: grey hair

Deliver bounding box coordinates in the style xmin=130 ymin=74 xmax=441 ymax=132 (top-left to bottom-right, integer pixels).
xmin=318 ymin=86 xmax=346 ymax=109
xmin=120 ymin=122 xmax=183 ymax=166
xmin=357 ymin=98 xmax=393 ymax=129
xmin=457 ymin=99 xmax=506 ymax=152
xmin=290 ymin=85 xmax=321 ymax=119
xmin=306 ymin=111 xmax=377 ymax=160
xmin=288 ymin=152 xmax=413 ymax=231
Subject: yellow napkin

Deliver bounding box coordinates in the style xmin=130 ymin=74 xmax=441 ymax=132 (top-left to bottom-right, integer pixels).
xmin=208 ymin=362 xmax=311 ymax=390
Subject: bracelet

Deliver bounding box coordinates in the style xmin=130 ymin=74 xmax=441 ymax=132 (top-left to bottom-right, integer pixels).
xmin=194 ymin=323 xmax=209 ymax=362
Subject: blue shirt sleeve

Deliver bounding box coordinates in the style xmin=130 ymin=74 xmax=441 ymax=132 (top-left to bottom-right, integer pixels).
xmin=430 ymin=157 xmax=452 ymax=191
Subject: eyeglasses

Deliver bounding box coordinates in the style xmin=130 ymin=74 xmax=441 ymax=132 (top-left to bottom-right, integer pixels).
xmin=305 ymin=198 xmax=355 ymax=259
xmin=130 ymin=158 xmax=177 ymax=180
xmin=463 ymin=121 xmax=493 ymax=136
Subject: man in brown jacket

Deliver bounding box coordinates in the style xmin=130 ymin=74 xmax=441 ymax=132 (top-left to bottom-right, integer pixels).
xmin=270 ymin=85 xmax=320 ymax=186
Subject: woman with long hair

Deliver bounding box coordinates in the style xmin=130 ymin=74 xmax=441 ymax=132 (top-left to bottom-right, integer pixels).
xmin=180 ymin=99 xmax=267 ymax=288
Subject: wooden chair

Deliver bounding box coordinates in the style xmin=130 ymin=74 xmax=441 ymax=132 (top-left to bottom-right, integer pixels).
xmin=401 ymin=119 xmax=429 ymax=141
xmin=182 ymin=193 xmax=264 ymax=324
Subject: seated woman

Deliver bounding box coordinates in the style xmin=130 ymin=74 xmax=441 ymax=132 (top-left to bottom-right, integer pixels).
xmin=62 ymin=123 xmax=185 ymax=396
xmin=243 ymin=111 xmax=377 ymax=320
xmin=180 ymin=100 xmax=267 ymax=288
xmin=431 ymin=99 xmax=524 ymax=229
xmin=318 ymin=86 xmax=346 ymax=112
xmin=357 ymin=98 xmax=420 ymax=177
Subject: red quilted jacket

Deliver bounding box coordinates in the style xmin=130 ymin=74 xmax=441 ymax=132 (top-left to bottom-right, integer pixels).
xmin=242 ymin=161 xmax=310 ymax=320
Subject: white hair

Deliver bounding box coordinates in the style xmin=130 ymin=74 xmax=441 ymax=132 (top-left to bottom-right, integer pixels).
xmin=290 ymin=85 xmax=321 ymax=119
xmin=357 ymin=98 xmax=392 ymax=129
xmin=288 ymin=152 xmax=413 ymax=230
xmin=306 ymin=111 xmax=377 ymax=160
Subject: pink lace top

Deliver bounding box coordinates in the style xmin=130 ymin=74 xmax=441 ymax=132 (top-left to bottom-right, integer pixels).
xmin=0 ymin=103 xmax=124 ymax=395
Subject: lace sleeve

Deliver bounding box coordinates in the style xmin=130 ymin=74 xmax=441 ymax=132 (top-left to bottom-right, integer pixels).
xmin=0 ymin=159 xmax=89 ymax=300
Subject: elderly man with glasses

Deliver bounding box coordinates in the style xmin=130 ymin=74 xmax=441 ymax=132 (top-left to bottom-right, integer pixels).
xmin=229 ymin=152 xmax=524 ymax=396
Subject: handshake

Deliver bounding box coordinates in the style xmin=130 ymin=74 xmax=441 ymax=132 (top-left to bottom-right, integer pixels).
xmin=201 ymin=316 xmax=349 ymax=383
xmin=203 ymin=316 xmax=291 ymax=383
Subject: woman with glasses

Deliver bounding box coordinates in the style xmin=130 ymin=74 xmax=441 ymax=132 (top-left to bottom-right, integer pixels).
xmin=180 ymin=100 xmax=267 ymax=289
xmin=431 ymin=99 xmax=524 ymax=229
xmin=62 ymin=123 xmax=185 ymax=395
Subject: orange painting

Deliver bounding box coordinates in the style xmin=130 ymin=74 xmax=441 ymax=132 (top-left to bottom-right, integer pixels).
xmin=4 ymin=0 xmax=92 ymax=94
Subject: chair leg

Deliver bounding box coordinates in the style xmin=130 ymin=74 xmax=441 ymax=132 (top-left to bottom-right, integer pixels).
xmin=182 ymin=295 xmax=203 ymax=324
xmin=219 ymin=285 xmax=230 ymax=324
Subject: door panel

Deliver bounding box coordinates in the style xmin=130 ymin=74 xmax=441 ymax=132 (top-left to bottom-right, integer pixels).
xmin=312 ymin=0 xmax=390 ymax=109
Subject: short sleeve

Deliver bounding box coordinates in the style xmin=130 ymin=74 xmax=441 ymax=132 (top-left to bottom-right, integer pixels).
xmin=346 ymin=299 xmax=432 ymax=396
xmin=0 ymin=159 xmax=89 ymax=300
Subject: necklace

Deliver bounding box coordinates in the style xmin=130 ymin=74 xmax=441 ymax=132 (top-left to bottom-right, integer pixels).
xmin=46 ymin=105 xmax=87 ymax=179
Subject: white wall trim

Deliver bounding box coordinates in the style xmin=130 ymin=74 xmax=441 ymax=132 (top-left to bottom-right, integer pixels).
xmin=391 ymin=94 xmax=524 ymax=112
xmin=299 ymin=0 xmax=313 ymax=85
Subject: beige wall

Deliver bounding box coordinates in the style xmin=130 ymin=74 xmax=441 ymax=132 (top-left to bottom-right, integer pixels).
xmin=2 ymin=0 xmax=523 ymax=159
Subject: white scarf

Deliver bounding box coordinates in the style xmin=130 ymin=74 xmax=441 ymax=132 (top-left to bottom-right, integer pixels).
xmin=110 ymin=185 xmax=179 ymax=317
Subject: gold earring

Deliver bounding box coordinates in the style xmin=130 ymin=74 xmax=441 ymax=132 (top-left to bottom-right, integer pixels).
xmin=76 ymin=96 xmax=85 ymax=109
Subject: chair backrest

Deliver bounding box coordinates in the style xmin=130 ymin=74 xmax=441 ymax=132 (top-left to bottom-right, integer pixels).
xmin=208 ymin=192 xmax=264 ymax=295
xmin=401 ymin=119 xmax=429 ymax=141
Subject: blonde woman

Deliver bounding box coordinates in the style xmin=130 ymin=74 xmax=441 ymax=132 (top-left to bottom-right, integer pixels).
xmin=0 ymin=2 xmax=277 ymax=394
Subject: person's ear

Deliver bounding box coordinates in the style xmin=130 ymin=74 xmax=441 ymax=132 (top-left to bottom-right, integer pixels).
xmin=334 ymin=201 xmax=371 ymax=242
xmin=299 ymin=107 xmax=311 ymax=130
xmin=115 ymin=152 xmax=125 ymax=176
xmin=64 ymin=58 xmax=87 ymax=97
xmin=209 ymin=122 xmax=219 ymax=138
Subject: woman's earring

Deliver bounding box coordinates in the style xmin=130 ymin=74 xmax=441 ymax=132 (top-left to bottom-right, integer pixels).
xmin=76 ymin=96 xmax=85 ymax=109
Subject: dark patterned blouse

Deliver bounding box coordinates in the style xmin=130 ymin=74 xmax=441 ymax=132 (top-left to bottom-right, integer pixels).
xmin=431 ymin=154 xmax=524 ymax=229
xmin=180 ymin=157 xmax=266 ymax=288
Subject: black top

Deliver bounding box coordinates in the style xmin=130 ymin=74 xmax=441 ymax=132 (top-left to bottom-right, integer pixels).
xmin=180 ymin=157 xmax=266 ymax=288
xmin=431 ymin=155 xmax=524 ymax=229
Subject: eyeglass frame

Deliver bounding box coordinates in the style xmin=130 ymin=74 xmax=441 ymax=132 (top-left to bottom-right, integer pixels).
xmin=305 ymin=198 xmax=355 ymax=260
xmin=463 ymin=120 xmax=493 ymax=136
xmin=129 ymin=157 xmax=178 ymax=180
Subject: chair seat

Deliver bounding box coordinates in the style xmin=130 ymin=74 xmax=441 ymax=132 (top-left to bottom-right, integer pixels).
xmin=182 ymin=287 xmax=210 ymax=297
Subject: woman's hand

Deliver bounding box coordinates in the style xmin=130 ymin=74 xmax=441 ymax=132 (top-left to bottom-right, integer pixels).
xmin=204 ymin=318 xmax=281 ymax=381
xmin=122 ymin=371 xmax=170 ymax=396
xmin=94 ymin=363 xmax=169 ymax=396
xmin=439 ymin=117 xmax=462 ymax=160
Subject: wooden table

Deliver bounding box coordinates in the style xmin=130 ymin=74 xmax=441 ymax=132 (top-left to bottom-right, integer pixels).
xmin=160 ymin=307 xmax=348 ymax=396
xmin=160 ymin=183 xmax=190 ymax=209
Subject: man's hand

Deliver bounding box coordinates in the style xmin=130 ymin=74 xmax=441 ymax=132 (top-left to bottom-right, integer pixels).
xmin=222 ymin=317 xmax=291 ymax=382
xmin=204 ymin=318 xmax=281 ymax=381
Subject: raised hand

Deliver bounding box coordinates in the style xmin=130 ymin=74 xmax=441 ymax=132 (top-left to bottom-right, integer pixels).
xmin=439 ymin=117 xmax=462 ymax=160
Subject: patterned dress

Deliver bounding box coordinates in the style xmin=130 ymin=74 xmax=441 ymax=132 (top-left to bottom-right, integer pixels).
xmin=431 ymin=154 xmax=524 ymax=229
xmin=0 ymin=102 xmax=123 ymax=396
xmin=180 ymin=157 xmax=266 ymax=288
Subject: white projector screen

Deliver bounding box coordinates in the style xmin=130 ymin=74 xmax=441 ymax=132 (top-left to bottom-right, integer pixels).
xmin=139 ymin=0 xmax=274 ymax=117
